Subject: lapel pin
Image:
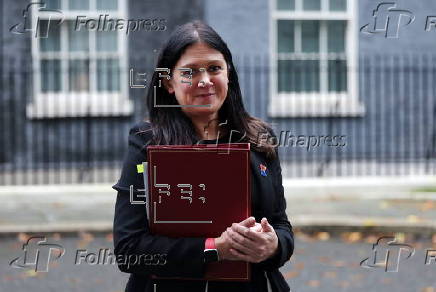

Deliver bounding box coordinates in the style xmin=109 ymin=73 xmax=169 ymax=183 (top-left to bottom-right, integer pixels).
xmin=259 ymin=163 xmax=268 ymax=177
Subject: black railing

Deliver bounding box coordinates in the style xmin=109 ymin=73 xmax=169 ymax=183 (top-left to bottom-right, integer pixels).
xmin=0 ymin=54 xmax=435 ymax=185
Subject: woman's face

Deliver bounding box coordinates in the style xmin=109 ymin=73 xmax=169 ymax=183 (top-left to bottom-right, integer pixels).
xmin=165 ymin=42 xmax=229 ymax=120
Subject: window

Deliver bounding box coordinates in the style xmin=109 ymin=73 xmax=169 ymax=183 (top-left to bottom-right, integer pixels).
xmin=27 ymin=0 xmax=131 ymax=118
xmin=270 ymin=0 xmax=363 ymax=117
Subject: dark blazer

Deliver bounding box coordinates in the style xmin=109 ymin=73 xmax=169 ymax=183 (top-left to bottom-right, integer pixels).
xmin=113 ymin=121 xmax=294 ymax=292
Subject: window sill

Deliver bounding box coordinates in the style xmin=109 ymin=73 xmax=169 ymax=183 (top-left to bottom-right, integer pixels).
xmin=26 ymin=93 xmax=133 ymax=119
xmin=268 ymin=93 xmax=365 ymax=118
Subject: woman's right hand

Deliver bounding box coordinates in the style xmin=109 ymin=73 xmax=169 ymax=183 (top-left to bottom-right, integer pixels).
xmin=215 ymin=217 xmax=260 ymax=261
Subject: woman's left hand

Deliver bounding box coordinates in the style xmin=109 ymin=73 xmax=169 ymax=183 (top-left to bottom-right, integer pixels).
xmin=226 ymin=217 xmax=279 ymax=263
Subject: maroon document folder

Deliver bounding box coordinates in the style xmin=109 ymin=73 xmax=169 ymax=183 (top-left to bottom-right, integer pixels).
xmin=145 ymin=143 xmax=251 ymax=281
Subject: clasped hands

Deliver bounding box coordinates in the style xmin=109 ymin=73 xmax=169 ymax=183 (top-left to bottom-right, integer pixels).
xmin=215 ymin=217 xmax=279 ymax=263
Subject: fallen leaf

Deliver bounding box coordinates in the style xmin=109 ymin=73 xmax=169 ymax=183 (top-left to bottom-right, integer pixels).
xmin=106 ymin=233 xmax=113 ymax=242
xmin=283 ymin=270 xmax=299 ymax=279
xmin=322 ymin=271 xmax=337 ymax=279
xmin=77 ymin=231 xmax=94 ymax=248
xmin=318 ymin=256 xmax=331 ymax=263
xmin=363 ymin=219 xmax=377 ymax=227
xmin=22 ymin=270 xmax=38 ymax=278
xmin=17 ymin=233 xmax=30 ymax=243
xmin=406 ymin=215 xmax=421 ymax=223
xmin=52 ymin=233 xmax=61 ymax=241
xmin=394 ymin=232 xmax=405 ymax=243
xmin=422 ymin=287 xmax=435 ymax=292
xmin=347 ymin=232 xmax=362 ymax=243
xmin=316 ymin=232 xmax=330 ymax=241
xmin=420 ymin=201 xmax=435 ymax=212
xmin=79 ymin=231 xmax=94 ymax=242
xmin=332 ymin=260 xmax=346 ymax=267
xmin=365 ymin=235 xmax=378 ymax=243
xmin=294 ymin=262 xmax=305 ymax=270
xmin=297 ymin=232 xmax=315 ymax=243
xmin=306 ymin=280 xmax=320 ymax=287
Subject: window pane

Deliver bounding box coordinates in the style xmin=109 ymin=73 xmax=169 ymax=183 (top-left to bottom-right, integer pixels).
xmin=69 ymin=60 xmax=89 ymax=92
xmin=97 ymin=0 xmax=118 ymax=10
xmin=278 ymin=60 xmax=320 ymax=92
xmin=68 ymin=22 xmax=89 ymax=52
xmin=301 ymin=21 xmax=319 ymax=53
xmin=44 ymin=0 xmax=61 ymax=9
xmin=97 ymin=59 xmax=120 ymax=91
xmin=328 ymin=60 xmax=347 ymax=92
xmin=96 ymin=31 xmax=118 ymax=52
xmin=303 ymin=0 xmax=321 ymax=10
xmin=277 ymin=20 xmax=294 ymax=53
xmin=39 ymin=20 xmax=61 ymax=52
xmin=41 ymin=60 xmax=61 ymax=92
xmin=328 ymin=21 xmax=346 ymax=53
xmin=329 ymin=0 xmax=347 ymax=11
xmin=68 ymin=0 xmax=89 ymax=10
xmin=277 ymin=0 xmax=295 ymax=10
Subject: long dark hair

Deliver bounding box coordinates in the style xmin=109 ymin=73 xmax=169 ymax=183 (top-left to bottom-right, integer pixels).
xmin=144 ymin=20 xmax=276 ymax=159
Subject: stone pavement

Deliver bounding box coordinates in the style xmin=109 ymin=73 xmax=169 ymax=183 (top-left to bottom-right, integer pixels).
xmin=0 ymin=176 xmax=435 ymax=235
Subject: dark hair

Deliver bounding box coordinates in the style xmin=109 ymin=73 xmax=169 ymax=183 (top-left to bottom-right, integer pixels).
xmin=144 ymin=20 xmax=276 ymax=159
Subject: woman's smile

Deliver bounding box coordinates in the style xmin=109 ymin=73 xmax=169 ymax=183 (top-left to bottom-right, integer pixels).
xmin=164 ymin=42 xmax=229 ymax=120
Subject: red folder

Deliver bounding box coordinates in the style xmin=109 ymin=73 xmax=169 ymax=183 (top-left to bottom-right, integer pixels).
xmin=145 ymin=143 xmax=251 ymax=281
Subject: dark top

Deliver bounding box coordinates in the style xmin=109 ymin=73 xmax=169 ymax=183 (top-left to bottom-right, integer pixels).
xmin=112 ymin=121 xmax=294 ymax=292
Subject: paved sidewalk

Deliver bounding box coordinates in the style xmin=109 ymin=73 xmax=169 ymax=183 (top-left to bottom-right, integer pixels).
xmin=0 ymin=176 xmax=435 ymax=234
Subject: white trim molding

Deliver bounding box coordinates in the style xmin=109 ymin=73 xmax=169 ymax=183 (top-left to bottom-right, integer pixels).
xmin=269 ymin=0 xmax=364 ymax=118
xmin=26 ymin=93 xmax=133 ymax=118
xmin=268 ymin=93 xmax=364 ymax=117
xmin=28 ymin=0 xmax=131 ymax=119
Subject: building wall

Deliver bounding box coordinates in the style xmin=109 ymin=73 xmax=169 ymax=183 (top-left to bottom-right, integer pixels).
xmin=1 ymin=0 xmax=434 ymax=179
xmin=204 ymin=0 xmax=436 ymax=173
xmin=1 ymin=0 xmax=206 ymax=169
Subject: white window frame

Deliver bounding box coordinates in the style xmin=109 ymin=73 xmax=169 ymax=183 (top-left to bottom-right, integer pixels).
xmin=27 ymin=0 xmax=132 ymax=118
xmin=269 ymin=0 xmax=364 ymax=117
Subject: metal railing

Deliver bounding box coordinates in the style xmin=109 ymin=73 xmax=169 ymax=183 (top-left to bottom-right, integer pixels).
xmin=0 ymin=54 xmax=435 ymax=185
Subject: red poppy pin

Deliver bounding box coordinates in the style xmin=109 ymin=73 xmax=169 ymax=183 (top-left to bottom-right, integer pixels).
xmin=259 ymin=163 xmax=268 ymax=176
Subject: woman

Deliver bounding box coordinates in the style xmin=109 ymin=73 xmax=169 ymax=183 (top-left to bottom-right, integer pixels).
xmin=113 ymin=20 xmax=294 ymax=292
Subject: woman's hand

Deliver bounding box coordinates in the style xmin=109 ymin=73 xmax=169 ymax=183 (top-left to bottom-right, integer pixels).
xmin=215 ymin=217 xmax=258 ymax=261
xmin=226 ymin=217 xmax=279 ymax=263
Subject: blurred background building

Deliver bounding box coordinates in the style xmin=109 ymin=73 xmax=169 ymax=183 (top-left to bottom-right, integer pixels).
xmin=1 ymin=0 xmax=435 ymax=185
